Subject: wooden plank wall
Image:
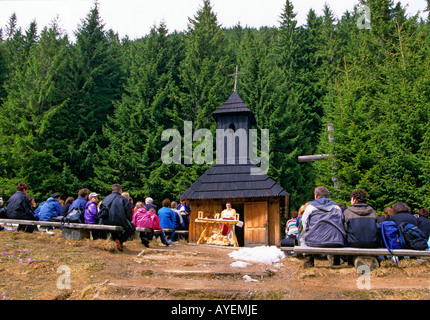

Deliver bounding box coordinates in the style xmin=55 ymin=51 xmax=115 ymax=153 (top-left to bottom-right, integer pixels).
xmin=268 ymin=198 xmax=280 ymax=246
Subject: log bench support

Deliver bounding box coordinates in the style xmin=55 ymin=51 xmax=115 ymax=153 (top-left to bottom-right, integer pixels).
xmin=281 ymin=246 xmax=430 ymax=270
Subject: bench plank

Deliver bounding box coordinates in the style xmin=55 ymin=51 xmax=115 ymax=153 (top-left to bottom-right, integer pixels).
xmin=0 ymin=219 xmax=124 ymax=231
xmin=0 ymin=219 xmax=188 ymax=240
xmin=289 ymin=246 xmax=430 ymax=257
xmin=0 ymin=219 xmax=188 ymax=232
xmin=0 ymin=219 xmax=63 ymax=228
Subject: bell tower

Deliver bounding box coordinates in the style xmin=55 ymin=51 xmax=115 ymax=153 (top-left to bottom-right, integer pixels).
xmin=212 ymin=67 xmax=256 ymax=165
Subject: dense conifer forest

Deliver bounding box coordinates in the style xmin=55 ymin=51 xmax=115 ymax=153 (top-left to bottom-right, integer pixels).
xmin=0 ymin=0 xmax=429 ymax=213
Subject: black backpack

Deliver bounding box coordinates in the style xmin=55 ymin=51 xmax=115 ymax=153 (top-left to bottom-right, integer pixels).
xmin=280 ymin=234 xmax=297 ymax=247
xmin=398 ymin=222 xmax=428 ymax=250
xmin=97 ymin=194 xmax=119 ymax=225
xmin=61 ymin=207 xmax=85 ymax=224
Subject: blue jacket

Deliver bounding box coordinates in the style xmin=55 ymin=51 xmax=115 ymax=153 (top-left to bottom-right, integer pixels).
xmin=177 ymin=203 xmax=191 ymax=215
xmin=34 ymin=201 xmax=46 ymax=218
xmin=158 ymin=207 xmax=177 ymax=229
xmin=39 ymin=197 xmax=61 ymax=221
xmin=176 ymin=203 xmax=191 ymax=229
xmin=68 ymin=196 xmax=87 ymax=213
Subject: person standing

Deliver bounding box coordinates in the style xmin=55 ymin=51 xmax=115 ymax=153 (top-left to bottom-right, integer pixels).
xmin=99 ymin=184 xmax=134 ymax=251
xmin=220 ymin=202 xmax=236 ymax=237
xmin=177 ymin=198 xmax=191 ymax=229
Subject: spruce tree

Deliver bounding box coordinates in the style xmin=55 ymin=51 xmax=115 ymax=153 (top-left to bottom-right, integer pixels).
xmin=93 ymin=23 xmax=185 ymax=201
xmin=179 ymin=0 xmax=233 ymax=130
xmin=62 ymin=2 xmax=124 ymax=187
xmin=236 ymin=28 xmax=313 ymax=210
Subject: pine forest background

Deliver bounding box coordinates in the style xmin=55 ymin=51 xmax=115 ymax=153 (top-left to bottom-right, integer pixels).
xmin=1 ymin=0 xmax=430 ymax=215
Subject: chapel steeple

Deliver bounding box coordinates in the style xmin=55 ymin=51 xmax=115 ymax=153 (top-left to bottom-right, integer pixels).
xmin=211 ymin=67 xmax=256 ymax=165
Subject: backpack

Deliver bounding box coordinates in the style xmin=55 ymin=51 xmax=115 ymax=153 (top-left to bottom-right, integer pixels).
xmin=398 ymin=222 xmax=429 ymax=250
xmin=380 ymin=221 xmax=402 ymax=255
xmin=280 ymin=234 xmax=297 ymax=247
xmin=97 ymin=194 xmax=119 ymax=225
xmin=61 ymin=206 xmax=85 ymax=224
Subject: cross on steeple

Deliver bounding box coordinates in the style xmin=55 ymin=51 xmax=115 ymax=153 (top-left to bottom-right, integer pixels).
xmin=228 ymin=65 xmax=245 ymax=92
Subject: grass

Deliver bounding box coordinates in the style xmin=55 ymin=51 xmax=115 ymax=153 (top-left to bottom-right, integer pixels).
xmin=0 ymin=229 xmax=118 ymax=300
xmin=2 ymin=228 xmax=430 ymax=300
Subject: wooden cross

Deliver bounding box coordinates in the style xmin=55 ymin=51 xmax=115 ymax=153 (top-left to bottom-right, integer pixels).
xmin=298 ymin=125 xmax=339 ymax=189
xmin=228 ymin=65 xmax=245 ymax=92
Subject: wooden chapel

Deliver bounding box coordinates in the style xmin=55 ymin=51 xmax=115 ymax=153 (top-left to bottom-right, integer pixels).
xmin=179 ymin=78 xmax=289 ymax=247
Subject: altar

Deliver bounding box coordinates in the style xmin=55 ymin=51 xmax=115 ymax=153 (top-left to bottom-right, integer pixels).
xmin=195 ymin=211 xmax=241 ymax=247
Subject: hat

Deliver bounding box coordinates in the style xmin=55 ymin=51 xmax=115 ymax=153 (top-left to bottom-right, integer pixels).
xmin=89 ymin=192 xmax=100 ymax=199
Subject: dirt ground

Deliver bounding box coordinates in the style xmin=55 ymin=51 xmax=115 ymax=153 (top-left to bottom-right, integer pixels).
xmin=1 ymin=227 xmax=430 ymax=302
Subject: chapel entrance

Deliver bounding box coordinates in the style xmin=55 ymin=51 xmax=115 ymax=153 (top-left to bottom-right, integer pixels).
xmin=244 ymin=201 xmax=268 ymax=246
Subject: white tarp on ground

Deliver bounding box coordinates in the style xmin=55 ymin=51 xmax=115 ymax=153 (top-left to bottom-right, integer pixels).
xmin=228 ymin=246 xmax=286 ymax=264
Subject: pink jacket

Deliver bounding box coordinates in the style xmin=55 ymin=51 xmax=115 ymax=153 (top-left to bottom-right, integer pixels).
xmin=132 ymin=207 xmax=162 ymax=230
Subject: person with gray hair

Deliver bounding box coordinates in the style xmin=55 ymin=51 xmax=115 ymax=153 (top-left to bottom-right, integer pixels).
xmin=144 ymin=197 xmax=158 ymax=213
xmin=300 ymin=186 xmax=346 ymax=267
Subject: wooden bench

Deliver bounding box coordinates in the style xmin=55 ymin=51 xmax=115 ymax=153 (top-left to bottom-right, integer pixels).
xmin=0 ymin=218 xmax=125 ymax=240
xmin=281 ymin=245 xmax=430 ymax=270
xmin=135 ymin=228 xmax=189 ymax=242
xmin=0 ymin=219 xmax=189 ymax=241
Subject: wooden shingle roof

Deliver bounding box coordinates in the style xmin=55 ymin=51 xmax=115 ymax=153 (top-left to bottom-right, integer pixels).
xmin=180 ymin=91 xmax=288 ymax=200
xmin=212 ymin=91 xmax=256 ymax=124
xmin=179 ymin=163 xmax=289 ymax=200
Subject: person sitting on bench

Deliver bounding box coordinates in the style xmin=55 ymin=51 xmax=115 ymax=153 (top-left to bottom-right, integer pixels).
xmin=4 ymin=183 xmax=37 ymax=233
xmin=300 ymin=186 xmax=346 ymax=268
xmin=343 ymin=189 xmax=379 ymax=248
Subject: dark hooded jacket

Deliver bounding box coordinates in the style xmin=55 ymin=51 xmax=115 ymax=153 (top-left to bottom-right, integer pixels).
xmin=301 ymin=197 xmax=346 ymax=247
xmin=99 ymin=191 xmax=134 ymax=231
xmin=343 ymin=203 xmax=379 ymax=248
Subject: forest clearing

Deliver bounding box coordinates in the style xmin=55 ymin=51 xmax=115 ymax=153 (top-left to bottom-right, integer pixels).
xmin=1 ymin=228 xmax=430 ymax=301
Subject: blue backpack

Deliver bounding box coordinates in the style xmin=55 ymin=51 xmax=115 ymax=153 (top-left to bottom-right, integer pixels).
xmin=398 ymin=223 xmax=429 ymax=250
xmin=380 ymin=221 xmax=402 ymax=254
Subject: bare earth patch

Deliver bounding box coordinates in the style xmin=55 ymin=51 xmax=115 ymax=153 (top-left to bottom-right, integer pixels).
xmin=1 ymin=228 xmax=430 ymax=302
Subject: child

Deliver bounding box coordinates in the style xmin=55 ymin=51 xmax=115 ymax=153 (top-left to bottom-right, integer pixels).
xmin=286 ymin=210 xmax=299 ymax=235
xmin=132 ymin=202 xmax=169 ymax=247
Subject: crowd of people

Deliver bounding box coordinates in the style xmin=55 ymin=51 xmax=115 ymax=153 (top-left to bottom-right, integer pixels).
xmin=285 ymin=186 xmax=430 ymax=267
xmin=0 ymin=182 xmax=191 ymax=251
xmin=3 ymin=182 xmax=429 ymax=259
